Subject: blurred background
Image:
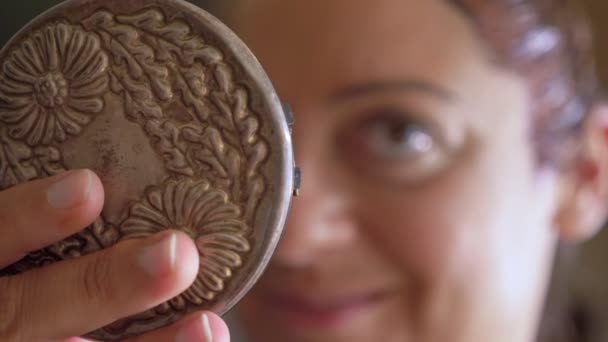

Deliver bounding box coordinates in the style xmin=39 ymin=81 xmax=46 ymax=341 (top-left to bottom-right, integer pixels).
xmin=0 ymin=1 xmax=607 ymax=341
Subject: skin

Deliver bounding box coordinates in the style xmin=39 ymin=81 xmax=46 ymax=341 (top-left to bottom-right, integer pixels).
xmin=229 ymin=1 xmax=608 ymax=342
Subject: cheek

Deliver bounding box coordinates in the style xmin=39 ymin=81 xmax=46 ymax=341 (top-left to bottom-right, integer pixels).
xmin=353 ymin=122 xmax=556 ymax=304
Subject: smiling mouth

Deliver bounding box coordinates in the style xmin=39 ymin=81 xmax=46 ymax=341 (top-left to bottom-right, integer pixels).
xmin=263 ymin=289 xmax=391 ymax=330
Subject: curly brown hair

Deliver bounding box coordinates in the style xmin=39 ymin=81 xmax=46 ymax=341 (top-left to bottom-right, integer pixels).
xmin=451 ymin=0 xmax=601 ymax=165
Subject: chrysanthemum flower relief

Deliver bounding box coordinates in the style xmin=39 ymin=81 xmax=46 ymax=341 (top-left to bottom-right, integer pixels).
xmin=122 ymin=179 xmax=251 ymax=307
xmin=0 ymin=22 xmax=109 ymax=146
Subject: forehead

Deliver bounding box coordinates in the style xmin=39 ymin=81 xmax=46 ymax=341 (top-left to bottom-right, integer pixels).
xmin=234 ymin=0 xmax=490 ymax=103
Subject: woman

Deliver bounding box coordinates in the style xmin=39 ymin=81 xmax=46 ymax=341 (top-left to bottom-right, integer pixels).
xmin=0 ymin=1 xmax=606 ymax=342
xmin=225 ymin=0 xmax=608 ymax=341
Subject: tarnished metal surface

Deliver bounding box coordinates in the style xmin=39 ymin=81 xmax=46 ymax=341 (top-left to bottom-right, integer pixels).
xmin=0 ymin=0 xmax=294 ymax=339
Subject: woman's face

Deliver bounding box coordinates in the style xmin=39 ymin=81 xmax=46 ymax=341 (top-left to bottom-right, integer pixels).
xmin=232 ymin=1 xmax=566 ymax=341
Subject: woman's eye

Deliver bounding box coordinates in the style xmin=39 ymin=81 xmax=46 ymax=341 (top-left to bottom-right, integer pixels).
xmin=365 ymin=117 xmax=435 ymax=161
xmin=338 ymin=108 xmax=452 ymax=185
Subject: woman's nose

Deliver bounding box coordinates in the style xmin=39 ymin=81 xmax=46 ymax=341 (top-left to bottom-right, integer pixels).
xmin=273 ymin=155 xmax=358 ymax=268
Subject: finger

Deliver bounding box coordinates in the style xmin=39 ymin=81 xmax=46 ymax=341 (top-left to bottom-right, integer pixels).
xmin=127 ymin=311 xmax=230 ymax=342
xmin=0 ymin=230 xmax=199 ymax=342
xmin=57 ymin=312 xmax=229 ymax=342
xmin=58 ymin=312 xmax=229 ymax=342
xmin=0 ymin=169 xmax=104 ymax=268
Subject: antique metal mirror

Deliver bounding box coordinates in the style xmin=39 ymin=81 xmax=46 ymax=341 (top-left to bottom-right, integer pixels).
xmin=0 ymin=0 xmax=297 ymax=339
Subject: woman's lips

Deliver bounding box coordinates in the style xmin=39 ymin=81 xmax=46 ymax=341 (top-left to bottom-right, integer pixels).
xmin=263 ymin=289 xmax=389 ymax=330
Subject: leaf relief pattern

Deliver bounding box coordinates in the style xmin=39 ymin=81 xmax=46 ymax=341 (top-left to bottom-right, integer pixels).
xmin=0 ymin=127 xmax=37 ymax=189
xmin=83 ymin=10 xmax=172 ymax=121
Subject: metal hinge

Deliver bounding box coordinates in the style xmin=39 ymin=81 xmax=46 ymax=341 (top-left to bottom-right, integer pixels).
xmin=282 ymin=102 xmax=300 ymax=197
xmin=293 ymin=167 xmax=301 ymax=197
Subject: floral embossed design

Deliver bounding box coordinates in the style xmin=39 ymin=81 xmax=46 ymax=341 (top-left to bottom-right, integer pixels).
xmin=0 ymin=22 xmax=109 ymax=145
xmin=121 ymin=179 xmax=251 ymax=308
xmin=0 ymin=7 xmax=272 ymax=339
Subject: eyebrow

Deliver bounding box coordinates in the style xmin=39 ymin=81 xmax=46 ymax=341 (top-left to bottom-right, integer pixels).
xmin=329 ymin=80 xmax=454 ymax=103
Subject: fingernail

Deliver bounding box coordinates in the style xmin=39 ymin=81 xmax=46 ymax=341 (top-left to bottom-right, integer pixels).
xmin=46 ymin=170 xmax=92 ymax=209
xmin=138 ymin=232 xmax=177 ymax=276
xmin=202 ymin=313 xmax=213 ymax=342
xmin=176 ymin=313 xmax=214 ymax=342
